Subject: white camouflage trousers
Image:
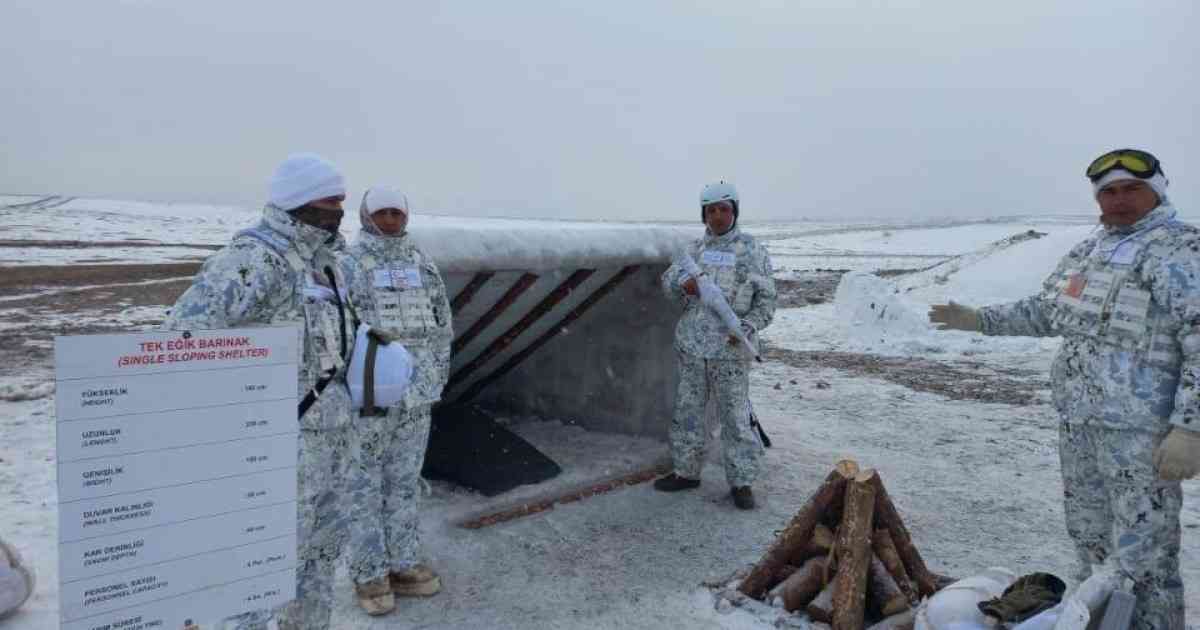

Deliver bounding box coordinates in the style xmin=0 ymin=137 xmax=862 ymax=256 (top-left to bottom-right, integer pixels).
xmin=669 ymin=351 xmax=763 ymax=487
xmin=224 ymin=425 xmax=350 ymax=630
xmin=1059 ymin=423 xmax=1184 ymax=630
xmin=346 ymin=404 xmax=433 ymax=585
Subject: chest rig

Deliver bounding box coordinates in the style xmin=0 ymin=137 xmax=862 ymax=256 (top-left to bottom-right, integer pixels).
xmin=359 ymin=251 xmax=438 ymax=343
xmin=696 ymin=241 xmax=746 ymax=302
xmin=1043 ymin=224 xmax=1179 ymax=368
xmin=236 ymin=227 xmax=355 ymax=374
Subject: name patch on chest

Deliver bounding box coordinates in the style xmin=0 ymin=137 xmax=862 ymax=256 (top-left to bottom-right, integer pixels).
xmin=700 ymin=250 xmax=736 ymax=267
xmin=373 ymin=266 xmax=423 ymax=289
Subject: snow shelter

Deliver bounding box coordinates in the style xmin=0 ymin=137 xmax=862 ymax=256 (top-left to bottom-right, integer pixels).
xmin=408 ymin=218 xmax=695 ymax=494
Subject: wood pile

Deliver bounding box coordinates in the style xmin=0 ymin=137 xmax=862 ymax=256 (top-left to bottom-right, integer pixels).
xmin=737 ymin=460 xmax=943 ymax=629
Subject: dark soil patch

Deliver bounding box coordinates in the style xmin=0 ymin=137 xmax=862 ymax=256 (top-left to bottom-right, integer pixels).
xmin=0 ymin=263 xmax=201 ymax=296
xmin=0 ymin=263 xmax=197 ymax=379
xmin=0 ymin=239 xmax=222 ymax=250
xmin=775 ymin=268 xmax=925 ymax=308
xmin=775 ymin=272 xmax=845 ymax=307
xmin=763 ymin=344 xmax=1048 ymax=406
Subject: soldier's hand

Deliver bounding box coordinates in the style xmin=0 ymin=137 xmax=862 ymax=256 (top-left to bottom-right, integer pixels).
xmin=728 ymin=321 xmax=754 ymax=346
xmin=682 ymin=277 xmax=700 ymax=297
xmin=1154 ymin=427 xmax=1200 ymax=481
xmin=928 ymin=301 xmax=981 ymax=332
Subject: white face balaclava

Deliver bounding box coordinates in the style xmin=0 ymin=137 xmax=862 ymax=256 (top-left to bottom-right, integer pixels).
xmin=358 ymin=186 xmax=410 ymax=236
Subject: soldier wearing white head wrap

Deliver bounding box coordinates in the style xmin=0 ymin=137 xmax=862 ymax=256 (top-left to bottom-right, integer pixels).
xmin=930 ymin=149 xmax=1198 ymax=629
xmin=340 ymin=186 xmax=452 ymax=616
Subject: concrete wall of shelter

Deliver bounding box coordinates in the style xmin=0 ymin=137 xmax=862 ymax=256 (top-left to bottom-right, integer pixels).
xmin=470 ymin=264 xmax=680 ymax=439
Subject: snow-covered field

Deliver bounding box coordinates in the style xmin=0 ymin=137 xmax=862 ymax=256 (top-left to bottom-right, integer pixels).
xmin=1 ymin=196 xmax=1198 ymax=628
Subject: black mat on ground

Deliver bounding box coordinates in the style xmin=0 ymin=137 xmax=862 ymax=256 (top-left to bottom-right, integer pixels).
xmin=423 ymin=405 xmax=562 ymax=497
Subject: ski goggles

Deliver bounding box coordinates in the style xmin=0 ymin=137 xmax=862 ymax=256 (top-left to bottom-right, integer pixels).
xmin=1086 ymin=149 xmax=1162 ymax=182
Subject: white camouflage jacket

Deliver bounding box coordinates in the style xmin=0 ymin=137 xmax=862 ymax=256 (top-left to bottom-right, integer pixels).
xmin=163 ymin=205 xmax=358 ymax=430
xmin=661 ymin=227 xmax=777 ymax=360
xmin=342 ymin=231 xmax=453 ymax=408
xmin=979 ymin=204 xmax=1200 ymax=434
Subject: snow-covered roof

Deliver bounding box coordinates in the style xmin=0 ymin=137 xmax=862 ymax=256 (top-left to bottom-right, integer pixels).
xmin=407 ymin=216 xmax=698 ymax=272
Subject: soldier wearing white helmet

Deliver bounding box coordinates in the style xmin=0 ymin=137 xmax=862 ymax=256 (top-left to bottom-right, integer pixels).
xmin=930 ymin=149 xmax=1199 ymax=628
xmin=655 ymin=181 xmax=777 ymax=509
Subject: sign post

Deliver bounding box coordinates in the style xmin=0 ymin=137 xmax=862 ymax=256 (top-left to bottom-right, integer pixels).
xmin=54 ymin=327 xmax=299 ymax=630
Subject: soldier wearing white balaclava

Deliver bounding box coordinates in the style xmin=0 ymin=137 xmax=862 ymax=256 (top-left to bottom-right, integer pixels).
xmin=163 ymin=153 xmax=356 ymax=630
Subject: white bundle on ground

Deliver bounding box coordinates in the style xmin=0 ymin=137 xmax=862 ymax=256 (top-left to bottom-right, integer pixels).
xmin=914 ymin=567 xmax=1016 ymax=630
xmin=0 ymin=536 xmax=34 ymax=618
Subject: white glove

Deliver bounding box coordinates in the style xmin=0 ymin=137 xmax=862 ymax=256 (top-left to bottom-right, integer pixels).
xmin=1154 ymin=428 xmax=1200 ymax=481
xmin=928 ymin=301 xmax=981 ymax=332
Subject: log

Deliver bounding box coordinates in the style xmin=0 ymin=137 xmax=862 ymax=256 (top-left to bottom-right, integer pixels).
xmin=872 ymin=529 xmax=917 ymax=604
xmin=769 ymin=555 xmax=827 ymax=612
xmin=867 ymin=473 xmax=938 ymax=597
xmin=738 ymin=460 xmax=859 ymax=598
xmin=797 ymin=523 xmax=835 ymax=562
xmin=868 ymin=552 xmax=910 ymax=617
xmin=805 ymin=582 xmax=835 ymax=623
xmin=831 ymin=469 xmax=877 ymax=630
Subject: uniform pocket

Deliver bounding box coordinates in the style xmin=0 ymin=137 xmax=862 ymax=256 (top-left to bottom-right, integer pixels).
xmin=733 ymin=282 xmax=755 ymax=316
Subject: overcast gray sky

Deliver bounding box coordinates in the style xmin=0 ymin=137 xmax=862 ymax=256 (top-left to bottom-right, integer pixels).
xmin=2 ymin=1 xmax=1196 ymax=221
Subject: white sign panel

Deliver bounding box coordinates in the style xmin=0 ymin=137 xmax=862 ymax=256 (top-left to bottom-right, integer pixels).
xmin=55 ymin=327 xmax=299 ymax=629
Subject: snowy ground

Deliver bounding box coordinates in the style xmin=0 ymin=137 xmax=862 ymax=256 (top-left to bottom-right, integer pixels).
xmin=1 ymin=197 xmax=1198 ymax=628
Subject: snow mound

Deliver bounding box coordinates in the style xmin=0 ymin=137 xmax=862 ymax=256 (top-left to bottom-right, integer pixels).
xmin=0 ymin=382 xmax=54 ymax=402
xmin=833 ymin=272 xmax=962 ymax=356
xmin=835 ymin=272 xmax=930 ymax=340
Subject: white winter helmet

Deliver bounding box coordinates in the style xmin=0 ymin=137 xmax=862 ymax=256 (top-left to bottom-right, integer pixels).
xmin=699 ymin=180 xmax=739 ymax=226
xmin=700 ymin=181 xmax=738 ymax=206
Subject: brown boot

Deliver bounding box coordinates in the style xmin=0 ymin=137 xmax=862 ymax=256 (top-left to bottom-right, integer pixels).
xmin=355 ymin=577 xmax=395 ymax=615
xmin=653 ymin=473 xmax=701 ymax=492
xmin=390 ymin=564 xmax=442 ymax=597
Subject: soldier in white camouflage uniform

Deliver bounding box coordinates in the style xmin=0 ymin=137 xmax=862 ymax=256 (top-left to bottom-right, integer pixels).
xmin=655 ymin=181 xmax=776 ymax=510
xmin=163 ymin=153 xmax=356 ymax=630
xmin=930 ymin=149 xmax=1200 ymax=629
xmin=340 ymin=187 xmax=452 ymax=616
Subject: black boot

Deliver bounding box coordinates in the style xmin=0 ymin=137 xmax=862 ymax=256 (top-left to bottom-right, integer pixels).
xmin=653 ymin=473 xmax=700 ymax=492
xmin=731 ymin=486 xmax=755 ymax=510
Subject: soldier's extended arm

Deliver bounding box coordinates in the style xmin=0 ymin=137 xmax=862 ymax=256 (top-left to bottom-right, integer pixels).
xmin=937 ymin=238 xmax=1095 ymax=337
xmin=976 ymin=296 xmax=1058 ymax=337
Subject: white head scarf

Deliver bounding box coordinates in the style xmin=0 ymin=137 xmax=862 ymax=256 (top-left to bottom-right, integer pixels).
xmin=358 ymin=186 xmax=410 ymax=236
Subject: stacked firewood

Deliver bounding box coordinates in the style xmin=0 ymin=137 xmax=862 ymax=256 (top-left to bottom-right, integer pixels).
xmin=738 ymin=460 xmax=943 ymax=629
